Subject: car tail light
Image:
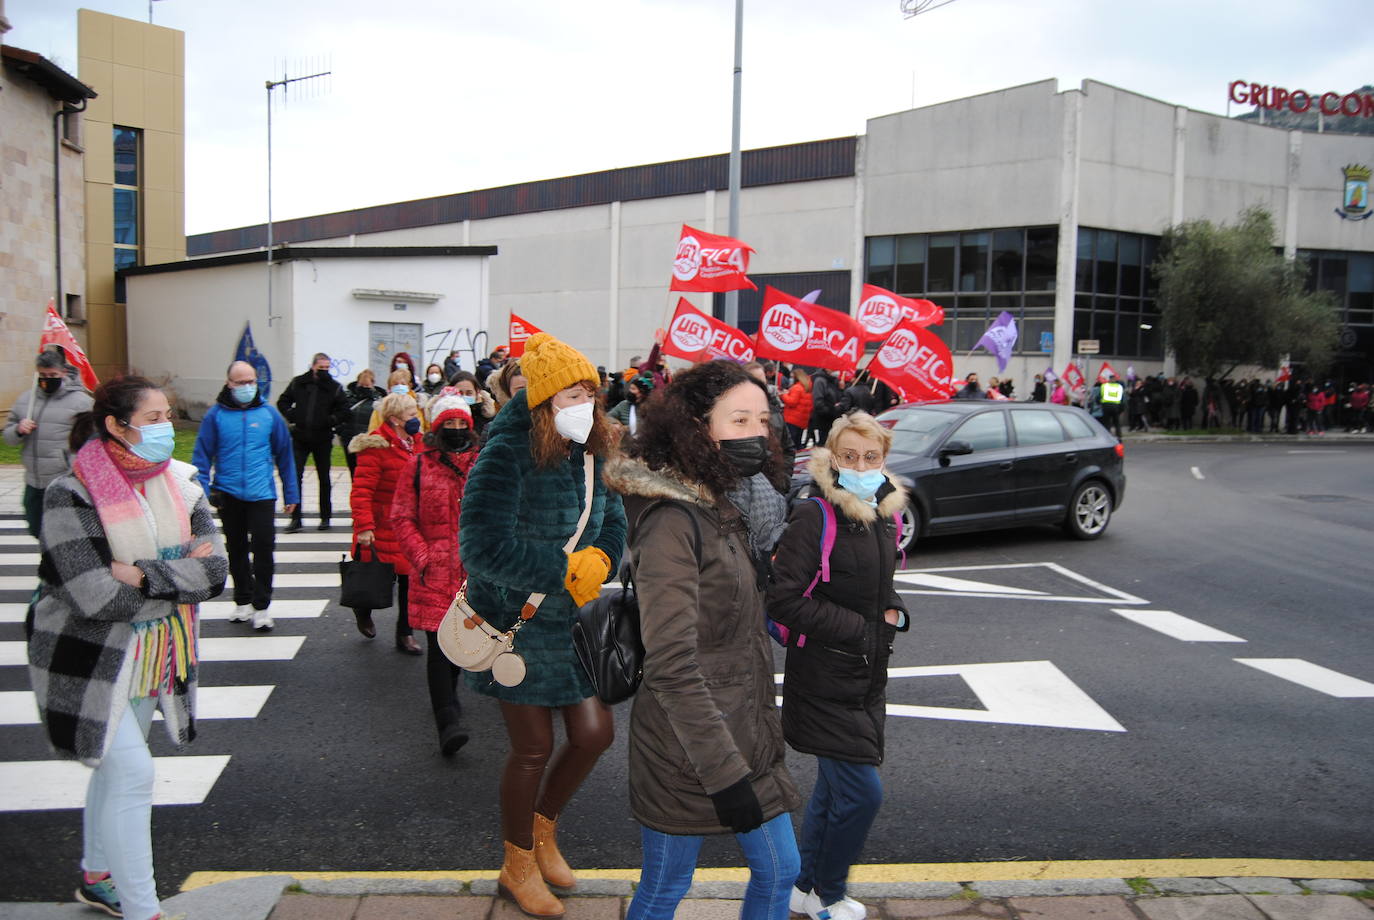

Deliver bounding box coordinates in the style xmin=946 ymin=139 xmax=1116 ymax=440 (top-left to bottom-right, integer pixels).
xmin=1114 ymin=443 xmax=1125 ymax=458
xmin=878 ymin=418 xmax=897 ymax=429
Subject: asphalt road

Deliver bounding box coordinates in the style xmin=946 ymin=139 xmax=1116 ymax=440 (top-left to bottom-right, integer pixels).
xmin=2 ymin=441 xmax=1372 ymax=901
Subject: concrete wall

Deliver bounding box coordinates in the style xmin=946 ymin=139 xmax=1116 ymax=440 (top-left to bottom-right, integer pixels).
xmin=1076 ymin=82 xmax=1180 ymax=236
xmin=0 ymin=58 xmax=87 ymax=409
xmin=79 ymin=9 xmax=185 ymax=378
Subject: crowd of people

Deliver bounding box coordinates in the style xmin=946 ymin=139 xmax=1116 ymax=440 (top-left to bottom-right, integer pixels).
xmin=11 ymin=335 xmax=1374 ymax=920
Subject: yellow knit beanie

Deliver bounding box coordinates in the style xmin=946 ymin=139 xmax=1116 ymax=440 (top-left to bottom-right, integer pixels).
xmin=521 ymin=333 xmax=599 ymax=408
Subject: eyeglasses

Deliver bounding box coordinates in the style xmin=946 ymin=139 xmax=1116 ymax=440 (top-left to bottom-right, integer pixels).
xmin=835 ymin=449 xmax=883 ymax=465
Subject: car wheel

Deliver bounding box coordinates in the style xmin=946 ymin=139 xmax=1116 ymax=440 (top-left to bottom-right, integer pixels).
xmin=896 ymin=502 xmax=921 ymax=559
xmin=1066 ymin=480 xmax=1112 ymax=539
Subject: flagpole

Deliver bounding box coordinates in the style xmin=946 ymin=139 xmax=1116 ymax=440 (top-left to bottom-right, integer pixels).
xmin=723 ymin=0 xmax=744 ymax=330
xmin=22 ymin=372 xmax=39 ymax=424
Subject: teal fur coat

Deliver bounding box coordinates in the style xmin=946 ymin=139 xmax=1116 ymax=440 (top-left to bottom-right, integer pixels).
xmin=457 ymin=390 xmax=627 ymax=705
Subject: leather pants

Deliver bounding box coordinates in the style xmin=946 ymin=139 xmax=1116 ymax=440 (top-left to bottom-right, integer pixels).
xmin=498 ymin=697 xmax=613 ymax=848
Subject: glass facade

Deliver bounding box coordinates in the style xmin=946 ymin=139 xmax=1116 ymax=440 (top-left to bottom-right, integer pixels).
xmin=1299 ymin=250 xmax=1374 ymax=328
xmin=1073 ymin=227 xmax=1163 ymax=359
xmin=865 ymin=226 xmax=1059 ymax=356
xmin=113 ymin=126 xmax=141 ymax=301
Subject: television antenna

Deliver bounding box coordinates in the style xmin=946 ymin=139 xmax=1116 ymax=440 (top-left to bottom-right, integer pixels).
xmin=265 ymin=59 xmax=331 ymax=326
xmin=901 ymin=0 xmax=962 ymax=17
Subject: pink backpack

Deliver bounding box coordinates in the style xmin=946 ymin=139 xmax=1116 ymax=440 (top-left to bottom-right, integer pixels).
xmin=768 ymin=496 xmax=905 ymax=647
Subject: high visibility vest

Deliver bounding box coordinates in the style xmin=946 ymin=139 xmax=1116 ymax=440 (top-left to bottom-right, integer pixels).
xmin=1100 ymin=381 xmax=1124 ymax=404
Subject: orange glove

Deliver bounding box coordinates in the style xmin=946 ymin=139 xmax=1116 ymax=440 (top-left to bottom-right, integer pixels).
xmin=565 ymin=547 xmax=611 ymax=607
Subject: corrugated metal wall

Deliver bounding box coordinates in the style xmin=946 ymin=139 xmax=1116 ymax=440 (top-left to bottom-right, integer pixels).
xmin=188 ymin=137 xmax=856 ymax=256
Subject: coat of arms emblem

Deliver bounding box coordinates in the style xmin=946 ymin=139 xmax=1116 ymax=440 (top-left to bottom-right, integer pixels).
xmin=1336 ymin=164 xmax=1371 ymax=221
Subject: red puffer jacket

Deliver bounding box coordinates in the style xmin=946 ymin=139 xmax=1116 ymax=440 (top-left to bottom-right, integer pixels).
xmin=348 ymin=423 xmax=419 ymax=576
xmin=781 ymin=381 xmax=813 ymax=429
xmin=390 ymin=447 xmax=479 ymax=631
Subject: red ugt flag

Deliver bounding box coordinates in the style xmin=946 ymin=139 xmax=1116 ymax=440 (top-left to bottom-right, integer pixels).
xmin=854 ymin=284 xmax=944 ymax=341
xmin=41 ymin=301 xmax=98 ymax=391
xmin=662 ymin=299 xmax=755 ymax=364
xmin=669 ymin=224 xmax=757 ymax=293
xmin=508 ymin=313 xmax=543 ymax=359
xmin=1061 ymin=362 xmax=1087 ymax=400
xmin=753 ymin=287 xmax=864 ymax=374
xmin=1096 ymin=361 xmax=1120 ymax=384
xmin=868 ymin=319 xmax=957 ymax=402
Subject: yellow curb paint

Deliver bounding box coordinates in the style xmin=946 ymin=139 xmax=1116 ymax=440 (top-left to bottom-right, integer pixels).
xmin=182 ymin=859 xmax=1374 ymax=893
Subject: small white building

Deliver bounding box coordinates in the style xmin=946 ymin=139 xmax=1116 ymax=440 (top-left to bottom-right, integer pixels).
xmin=122 ymin=244 xmax=495 ymax=417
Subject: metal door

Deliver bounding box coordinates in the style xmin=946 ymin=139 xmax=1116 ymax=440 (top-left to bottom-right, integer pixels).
xmin=368 ymin=322 xmax=424 ymax=382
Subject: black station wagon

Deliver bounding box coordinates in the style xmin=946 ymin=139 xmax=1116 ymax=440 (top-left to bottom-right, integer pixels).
xmin=792 ymin=401 xmax=1126 ymax=553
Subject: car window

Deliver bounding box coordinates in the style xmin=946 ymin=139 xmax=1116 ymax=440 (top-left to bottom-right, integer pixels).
xmin=949 ymin=411 xmax=1009 ymax=451
xmin=1012 ymin=409 xmax=1069 ymax=446
xmin=1058 ymin=411 xmax=1096 ymax=439
xmin=884 ymin=408 xmax=958 ymax=455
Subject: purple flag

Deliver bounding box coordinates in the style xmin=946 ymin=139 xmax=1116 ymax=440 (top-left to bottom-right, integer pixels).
xmin=1044 ymin=365 xmax=1058 ymax=382
xmin=974 ymin=311 xmax=1018 ymax=373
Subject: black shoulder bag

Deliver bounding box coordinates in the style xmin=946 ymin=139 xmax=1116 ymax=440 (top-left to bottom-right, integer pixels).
xmin=572 ymin=500 xmax=702 ymax=705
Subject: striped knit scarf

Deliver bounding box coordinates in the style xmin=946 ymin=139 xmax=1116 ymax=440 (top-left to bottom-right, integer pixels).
xmin=73 ymin=438 xmax=198 ymax=698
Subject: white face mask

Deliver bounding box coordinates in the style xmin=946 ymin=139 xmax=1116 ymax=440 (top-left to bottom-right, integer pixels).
xmin=427 ymin=373 xmax=442 ymax=385
xmin=553 ymin=401 xmax=595 ymax=444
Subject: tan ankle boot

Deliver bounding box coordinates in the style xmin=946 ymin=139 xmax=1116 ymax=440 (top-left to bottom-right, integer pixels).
xmin=498 ymin=840 xmax=564 ymax=918
xmin=533 ymin=812 xmax=577 ymax=891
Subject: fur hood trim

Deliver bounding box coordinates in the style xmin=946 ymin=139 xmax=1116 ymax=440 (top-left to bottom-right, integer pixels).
xmin=603 ymin=455 xmax=710 ymax=507
xmin=348 ymin=431 xmax=390 ymax=454
xmin=806 ymin=447 xmax=906 ymax=523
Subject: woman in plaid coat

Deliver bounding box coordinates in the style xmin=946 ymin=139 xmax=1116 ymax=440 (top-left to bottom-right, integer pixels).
xmin=27 ymin=376 xmax=227 ymax=920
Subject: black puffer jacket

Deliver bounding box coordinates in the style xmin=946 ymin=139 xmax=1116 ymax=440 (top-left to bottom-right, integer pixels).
xmin=276 ymin=370 xmax=348 ymax=443
xmin=766 ymin=448 xmax=908 ymax=766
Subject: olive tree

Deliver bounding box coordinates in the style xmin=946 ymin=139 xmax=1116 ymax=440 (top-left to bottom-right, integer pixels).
xmin=1154 ymin=206 xmax=1338 ymax=379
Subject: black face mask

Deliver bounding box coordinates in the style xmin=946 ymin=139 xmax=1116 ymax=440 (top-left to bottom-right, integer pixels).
xmin=38 ymin=377 xmax=61 ymax=395
xmin=314 ymin=369 xmax=331 ymax=381
xmin=719 ymin=436 xmax=769 ymax=478
xmin=438 ymin=428 xmax=473 ymax=452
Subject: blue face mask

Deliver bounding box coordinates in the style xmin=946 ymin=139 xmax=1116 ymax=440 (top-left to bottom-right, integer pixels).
xmin=836 ymin=466 xmax=886 ymax=499
xmin=126 ymin=421 xmax=176 ymax=463
xmin=404 ymin=417 xmax=422 ymax=436
xmin=231 ymin=383 xmax=257 ymax=405
xmin=391 ymin=385 xmax=409 ymax=395
xmin=461 ymin=395 xmax=478 ymax=406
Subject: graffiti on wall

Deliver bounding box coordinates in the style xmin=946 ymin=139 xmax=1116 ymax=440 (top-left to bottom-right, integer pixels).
xmin=425 ymin=326 xmax=489 ymax=374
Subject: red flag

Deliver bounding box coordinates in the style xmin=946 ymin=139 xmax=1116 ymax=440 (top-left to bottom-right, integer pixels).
xmin=1095 ymin=361 xmax=1119 ymax=384
xmin=854 ymin=285 xmax=944 ymax=341
xmin=752 ymin=286 xmax=863 ymax=374
xmin=1276 ymin=361 xmax=1291 ymax=384
xmin=1061 ymin=363 xmax=1087 ymax=399
xmin=669 ymin=224 xmax=757 ymax=293
xmin=662 ymin=298 xmax=755 ymax=364
xmin=508 ymin=313 xmax=542 ymax=359
xmin=868 ymin=319 xmax=957 ymax=402
xmin=40 ymin=301 xmax=98 ymax=391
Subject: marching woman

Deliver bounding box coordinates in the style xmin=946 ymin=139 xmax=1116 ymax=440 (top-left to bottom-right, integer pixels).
xmin=766 ymin=412 xmax=909 ymax=920
xmin=391 ymin=394 xmax=480 ymax=756
xmin=29 ymin=376 xmax=227 ymax=920
xmin=348 ymin=393 xmax=424 ymax=655
xmin=604 ymin=360 xmax=800 ymax=920
xmin=780 ymin=366 xmax=813 ymax=450
xmin=458 ymin=333 xmax=626 ymax=918
xmin=445 ymin=370 xmax=498 ymax=443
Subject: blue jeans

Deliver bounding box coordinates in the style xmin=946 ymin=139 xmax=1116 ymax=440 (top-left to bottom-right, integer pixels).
xmin=797 ymin=757 xmax=883 ymax=905
xmin=627 ymin=813 xmax=800 ymax=920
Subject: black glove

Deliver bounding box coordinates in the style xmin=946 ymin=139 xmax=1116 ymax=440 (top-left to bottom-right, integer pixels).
xmin=208 ymin=489 xmax=225 ymax=509
xmin=709 ymin=777 xmax=764 ymax=833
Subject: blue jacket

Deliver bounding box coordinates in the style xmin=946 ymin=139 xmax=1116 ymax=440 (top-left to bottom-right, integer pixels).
xmin=193 ymin=387 xmax=300 ymax=504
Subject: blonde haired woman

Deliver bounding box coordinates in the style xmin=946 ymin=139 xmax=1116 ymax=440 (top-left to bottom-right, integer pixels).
xmin=766 ymin=411 xmax=909 ymax=920
xmin=369 ymin=369 xmax=427 ymax=433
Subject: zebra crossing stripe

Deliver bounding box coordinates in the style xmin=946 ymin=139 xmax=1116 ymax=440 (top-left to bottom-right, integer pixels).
xmin=0 ymin=756 xmax=231 ymax=811
xmin=0 ymin=604 xmax=28 ymax=624
xmin=1 ymin=636 xmax=305 ymax=665
xmin=1110 ymin=609 xmax=1246 ymax=642
xmin=0 ymin=549 xmax=350 ymax=569
xmin=201 ymin=600 xmax=326 ymax=619
xmin=1234 ymin=659 xmax=1374 ymax=698
xmin=0 ymin=685 xmax=275 ymax=725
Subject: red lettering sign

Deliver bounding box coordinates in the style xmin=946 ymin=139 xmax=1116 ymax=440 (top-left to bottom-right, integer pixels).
xmin=752 ymin=286 xmax=863 ymax=374
xmin=661 ymin=298 xmax=755 ymax=364
xmin=1230 ymin=80 xmax=1374 ymax=118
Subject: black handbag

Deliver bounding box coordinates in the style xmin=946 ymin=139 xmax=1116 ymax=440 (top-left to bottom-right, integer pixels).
xmin=339 ymin=544 xmax=395 ymax=610
xmin=572 ymin=501 xmax=701 ymax=705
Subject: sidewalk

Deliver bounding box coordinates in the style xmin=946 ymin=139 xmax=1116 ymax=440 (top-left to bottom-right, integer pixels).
xmin=5 ymin=866 xmax=1374 ymax=920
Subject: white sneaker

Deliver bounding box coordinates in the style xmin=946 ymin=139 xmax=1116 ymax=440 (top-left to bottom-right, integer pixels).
xmin=790 ymin=886 xmax=810 ymax=915
xmin=803 ymin=891 xmax=866 ymax=920
xmin=227 ymin=605 xmax=252 ymax=623
xmin=251 ymin=608 xmax=274 ymax=631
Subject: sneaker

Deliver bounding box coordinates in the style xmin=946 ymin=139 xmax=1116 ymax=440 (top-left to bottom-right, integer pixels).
xmin=251 ymin=608 xmax=274 ymax=631
xmin=790 ymin=886 xmax=810 ymax=915
xmin=75 ymin=875 xmax=122 ymax=917
xmin=802 ymin=891 xmax=865 ymax=920
xmin=227 ymin=604 xmax=252 ymax=623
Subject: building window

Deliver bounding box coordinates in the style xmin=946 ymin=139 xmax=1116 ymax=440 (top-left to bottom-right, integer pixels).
xmin=864 ymin=226 xmax=1059 ymax=355
xmin=1074 ymin=227 xmax=1163 ymax=358
xmin=113 ymin=126 xmax=141 ymax=302
xmin=1298 ymin=250 xmax=1374 ymax=328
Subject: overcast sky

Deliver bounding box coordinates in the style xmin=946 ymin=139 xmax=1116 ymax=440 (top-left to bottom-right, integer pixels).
xmin=8 ymin=0 xmax=1369 ymax=236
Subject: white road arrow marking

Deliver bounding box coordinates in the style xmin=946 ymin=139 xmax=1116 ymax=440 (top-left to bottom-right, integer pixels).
xmin=894 ymin=562 xmax=1148 ymax=605
xmin=1111 ymin=609 xmax=1246 ymax=642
